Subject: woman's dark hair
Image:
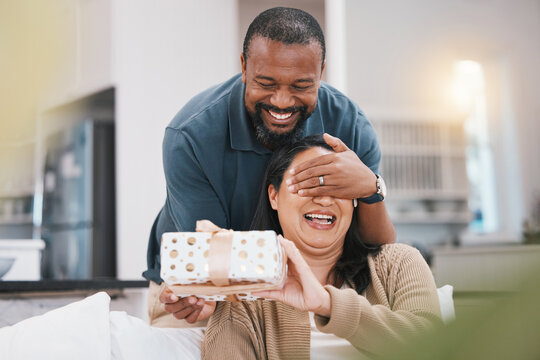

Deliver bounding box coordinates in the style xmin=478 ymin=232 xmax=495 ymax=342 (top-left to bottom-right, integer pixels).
xmin=250 ymin=134 xmax=381 ymax=294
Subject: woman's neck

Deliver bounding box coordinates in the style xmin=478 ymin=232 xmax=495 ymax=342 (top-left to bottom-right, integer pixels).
xmin=300 ymin=245 xmax=343 ymax=285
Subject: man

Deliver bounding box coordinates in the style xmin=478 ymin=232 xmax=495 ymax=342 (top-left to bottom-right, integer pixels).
xmin=144 ymin=7 xmax=395 ymax=327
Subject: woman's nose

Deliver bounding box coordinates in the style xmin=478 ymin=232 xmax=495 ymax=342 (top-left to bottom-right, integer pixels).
xmin=312 ymin=195 xmax=334 ymax=207
xmin=270 ymin=88 xmax=295 ymax=109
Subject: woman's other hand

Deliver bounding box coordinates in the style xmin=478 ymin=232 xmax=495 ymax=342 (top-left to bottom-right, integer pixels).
xmin=159 ymin=287 xmax=216 ymax=323
xmin=254 ymin=235 xmax=332 ymax=317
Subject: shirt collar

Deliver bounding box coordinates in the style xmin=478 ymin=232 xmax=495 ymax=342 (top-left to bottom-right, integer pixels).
xmin=228 ymin=75 xmax=325 ymax=154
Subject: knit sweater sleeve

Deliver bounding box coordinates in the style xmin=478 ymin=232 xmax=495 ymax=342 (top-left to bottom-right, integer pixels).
xmin=314 ymin=244 xmax=442 ymax=355
xmin=202 ymin=302 xmax=264 ymax=360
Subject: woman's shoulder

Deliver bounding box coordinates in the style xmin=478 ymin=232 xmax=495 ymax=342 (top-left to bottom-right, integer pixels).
xmin=367 ymin=243 xmax=431 ymax=296
xmin=369 ymin=243 xmax=424 ymax=272
xmin=377 ymin=242 xmax=421 ymax=258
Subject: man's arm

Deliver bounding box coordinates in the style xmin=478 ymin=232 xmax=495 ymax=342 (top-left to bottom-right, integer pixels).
xmin=356 ymin=201 xmax=396 ymax=245
xmin=152 ymin=128 xmax=227 ymax=323
xmin=286 ymin=133 xmax=395 ymax=245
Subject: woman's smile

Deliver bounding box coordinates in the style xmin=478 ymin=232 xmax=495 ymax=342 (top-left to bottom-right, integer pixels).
xmin=303 ymin=209 xmax=337 ymax=230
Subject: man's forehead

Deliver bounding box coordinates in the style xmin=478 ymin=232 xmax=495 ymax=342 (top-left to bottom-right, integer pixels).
xmin=247 ymin=36 xmax=323 ymax=61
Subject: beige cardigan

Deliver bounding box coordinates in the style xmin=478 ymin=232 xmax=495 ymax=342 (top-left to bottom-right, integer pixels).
xmin=202 ymin=243 xmax=442 ymax=359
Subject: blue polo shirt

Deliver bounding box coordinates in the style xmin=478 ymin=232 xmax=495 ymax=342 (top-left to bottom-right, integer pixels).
xmin=143 ymin=74 xmax=381 ymax=283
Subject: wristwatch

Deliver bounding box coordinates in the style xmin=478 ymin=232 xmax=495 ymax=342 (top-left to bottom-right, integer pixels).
xmin=358 ymin=174 xmax=387 ymax=204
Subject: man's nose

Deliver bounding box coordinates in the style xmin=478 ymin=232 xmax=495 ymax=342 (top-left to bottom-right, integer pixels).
xmin=312 ymin=195 xmax=334 ymax=207
xmin=270 ymin=87 xmax=295 ymax=109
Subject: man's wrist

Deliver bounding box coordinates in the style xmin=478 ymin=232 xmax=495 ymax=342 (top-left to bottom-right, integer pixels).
xmin=358 ymin=174 xmax=386 ymax=204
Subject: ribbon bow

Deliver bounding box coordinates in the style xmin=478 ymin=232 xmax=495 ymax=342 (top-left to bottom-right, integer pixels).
xmin=196 ymin=220 xmax=234 ymax=287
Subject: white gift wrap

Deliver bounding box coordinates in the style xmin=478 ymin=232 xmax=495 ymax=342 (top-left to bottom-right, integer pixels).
xmin=160 ymin=230 xmax=285 ymax=301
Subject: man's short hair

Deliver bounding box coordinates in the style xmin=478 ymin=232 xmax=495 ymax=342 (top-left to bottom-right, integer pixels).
xmin=243 ymin=7 xmax=326 ymax=68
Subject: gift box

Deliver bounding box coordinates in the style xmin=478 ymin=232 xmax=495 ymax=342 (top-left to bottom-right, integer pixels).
xmin=160 ymin=220 xmax=286 ymax=301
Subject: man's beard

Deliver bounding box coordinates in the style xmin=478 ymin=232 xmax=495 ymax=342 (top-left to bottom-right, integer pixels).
xmin=247 ymin=102 xmax=311 ymax=150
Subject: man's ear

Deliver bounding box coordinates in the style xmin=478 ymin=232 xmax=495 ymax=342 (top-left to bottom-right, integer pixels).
xmin=241 ymin=53 xmax=247 ymax=83
xmin=268 ymin=184 xmax=278 ymax=210
xmin=320 ymin=60 xmax=326 ymax=80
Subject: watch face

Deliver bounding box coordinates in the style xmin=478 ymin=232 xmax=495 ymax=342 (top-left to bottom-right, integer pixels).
xmin=377 ymin=175 xmax=387 ymax=199
xmin=380 ymin=176 xmax=387 ymax=198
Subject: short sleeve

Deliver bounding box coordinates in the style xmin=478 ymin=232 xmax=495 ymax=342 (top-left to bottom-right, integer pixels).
xmin=162 ymin=128 xmax=228 ymax=232
xmin=355 ymin=112 xmax=381 ymax=175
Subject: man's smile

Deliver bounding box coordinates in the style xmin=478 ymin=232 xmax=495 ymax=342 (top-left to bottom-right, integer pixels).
xmin=262 ymin=108 xmax=299 ymax=129
xmin=256 ymin=103 xmax=307 ymax=131
xmin=268 ymin=109 xmax=293 ymax=120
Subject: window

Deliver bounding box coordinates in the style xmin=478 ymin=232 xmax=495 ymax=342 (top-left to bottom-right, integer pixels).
xmin=453 ymin=60 xmax=498 ymax=233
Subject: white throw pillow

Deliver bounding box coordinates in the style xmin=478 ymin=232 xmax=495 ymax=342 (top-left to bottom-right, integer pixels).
xmin=437 ymin=285 xmax=456 ymax=323
xmin=0 ymin=292 xmax=111 ymax=360
xmin=110 ymin=311 xmax=204 ymax=360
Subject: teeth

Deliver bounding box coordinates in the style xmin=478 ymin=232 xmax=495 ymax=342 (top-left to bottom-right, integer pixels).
xmin=305 ymin=214 xmax=333 ymax=220
xmin=269 ymin=110 xmax=293 ymax=120
xmin=304 ymin=213 xmax=335 ymax=224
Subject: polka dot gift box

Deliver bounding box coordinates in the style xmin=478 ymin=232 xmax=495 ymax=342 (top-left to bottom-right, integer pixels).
xmin=160 ymin=220 xmax=287 ymax=301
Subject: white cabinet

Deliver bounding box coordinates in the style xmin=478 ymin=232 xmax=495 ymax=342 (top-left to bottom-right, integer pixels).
xmin=0 ymin=240 xmax=45 ymax=280
xmin=40 ymin=0 xmax=112 ymax=109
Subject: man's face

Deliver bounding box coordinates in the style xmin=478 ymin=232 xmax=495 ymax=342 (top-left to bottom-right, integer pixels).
xmin=241 ymin=36 xmax=325 ymax=149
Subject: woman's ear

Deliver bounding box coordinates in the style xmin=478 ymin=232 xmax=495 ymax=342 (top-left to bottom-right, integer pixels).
xmin=268 ymin=184 xmax=279 ymax=210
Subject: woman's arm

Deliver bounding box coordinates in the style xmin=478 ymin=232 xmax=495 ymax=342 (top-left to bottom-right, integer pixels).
xmin=314 ymin=245 xmax=442 ymax=354
xmin=256 ymin=239 xmax=442 ymax=355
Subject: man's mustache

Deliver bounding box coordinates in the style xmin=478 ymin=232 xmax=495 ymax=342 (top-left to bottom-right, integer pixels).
xmin=255 ymin=102 xmax=307 ymax=114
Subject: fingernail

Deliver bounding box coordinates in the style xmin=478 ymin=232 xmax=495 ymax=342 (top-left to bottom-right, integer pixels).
xmin=288 ymin=185 xmax=294 ymax=192
xmin=170 ymin=294 xmax=178 ymax=302
xmin=286 ymin=178 xmax=292 ymax=185
xmin=188 ymin=297 xmax=196 ymax=304
xmin=298 ymin=190 xmax=304 ymax=195
xmin=197 ymin=299 xmax=205 ymax=306
xmin=289 ymin=168 xmax=295 ymax=175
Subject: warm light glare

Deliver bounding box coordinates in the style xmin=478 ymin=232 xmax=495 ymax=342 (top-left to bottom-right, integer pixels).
xmin=452 ymin=60 xmax=485 ymax=113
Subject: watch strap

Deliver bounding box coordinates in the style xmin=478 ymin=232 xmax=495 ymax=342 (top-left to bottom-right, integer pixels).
xmin=358 ymin=174 xmax=385 ymax=204
xmin=358 ymin=193 xmax=384 ymax=204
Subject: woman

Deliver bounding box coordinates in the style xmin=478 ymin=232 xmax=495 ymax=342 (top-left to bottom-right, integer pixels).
xmin=202 ymin=135 xmax=442 ymax=359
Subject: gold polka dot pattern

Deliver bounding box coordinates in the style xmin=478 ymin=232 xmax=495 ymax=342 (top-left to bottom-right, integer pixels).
xmin=160 ymin=229 xmax=284 ymax=300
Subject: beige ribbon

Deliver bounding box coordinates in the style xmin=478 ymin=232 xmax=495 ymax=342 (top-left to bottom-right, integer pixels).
xmin=196 ymin=220 xmax=234 ymax=287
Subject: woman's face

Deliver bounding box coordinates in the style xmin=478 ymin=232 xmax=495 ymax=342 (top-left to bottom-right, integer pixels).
xmin=268 ymin=147 xmax=354 ymax=257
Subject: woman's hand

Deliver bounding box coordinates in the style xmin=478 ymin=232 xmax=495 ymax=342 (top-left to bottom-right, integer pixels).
xmin=254 ymin=236 xmax=332 ymax=317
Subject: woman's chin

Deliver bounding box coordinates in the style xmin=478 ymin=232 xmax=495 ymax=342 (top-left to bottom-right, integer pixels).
xmin=295 ymin=231 xmax=344 ymax=253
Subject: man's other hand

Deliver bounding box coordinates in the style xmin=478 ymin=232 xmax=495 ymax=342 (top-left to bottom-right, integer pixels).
xmin=159 ymin=286 xmax=216 ymax=324
xmin=286 ymin=133 xmax=377 ymax=199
